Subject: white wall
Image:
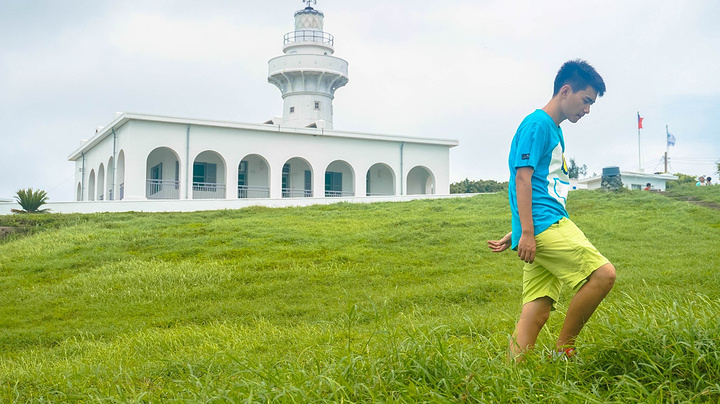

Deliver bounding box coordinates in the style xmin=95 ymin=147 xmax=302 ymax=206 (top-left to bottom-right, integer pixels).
xmin=622 ymin=174 xmax=673 ymax=191
xmin=579 ymin=172 xmax=677 ymax=191
xmin=74 ymin=125 xmax=124 ymax=202
xmin=70 ymin=117 xmax=455 ymax=202
xmin=0 ymin=194 xmax=476 ymax=215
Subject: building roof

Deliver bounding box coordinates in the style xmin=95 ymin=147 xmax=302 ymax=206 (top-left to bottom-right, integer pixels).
xmin=68 ymin=112 xmax=459 ymax=161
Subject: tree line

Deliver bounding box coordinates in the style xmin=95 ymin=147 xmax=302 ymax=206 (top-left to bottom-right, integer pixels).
xmin=450 ymin=179 xmax=508 ymax=194
xmin=451 ymin=158 xmax=586 ymax=194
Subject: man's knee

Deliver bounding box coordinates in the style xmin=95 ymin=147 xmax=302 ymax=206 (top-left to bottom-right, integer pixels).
xmin=593 ymin=263 xmax=616 ymax=290
xmin=521 ymin=297 xmax=552 ymax=327
xmin=535 ymin=308 xmax=551 ymax=327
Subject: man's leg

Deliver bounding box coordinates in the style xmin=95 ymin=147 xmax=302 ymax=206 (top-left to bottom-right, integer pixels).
xmin=556 ymin=263 xmax=616 ymax=349
xmin=510 ymin=296 xmax=553 ymax=360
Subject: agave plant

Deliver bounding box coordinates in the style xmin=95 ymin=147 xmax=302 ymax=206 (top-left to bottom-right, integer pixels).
xmin=12 ymin=188 xmax=50 ymax=214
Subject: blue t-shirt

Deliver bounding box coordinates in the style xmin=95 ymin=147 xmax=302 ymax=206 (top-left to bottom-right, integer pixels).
xmin=508 ymin=109 xmax=570 ymax=249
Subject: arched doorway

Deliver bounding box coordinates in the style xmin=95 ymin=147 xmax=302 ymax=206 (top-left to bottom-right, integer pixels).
xmin=325 ymin=160 xmax=354 ymax=197
xmin=117 ymin=151 xmax=126 ymax=200
xmin=238 ymin=154 xmax=270 ymax=198
xmin=282 ymin=157 xmax=313 ymax=198
xmin=88 ymin=169 xmax=96 ymax=201
xmin=366 ymin=163 xmax=396 ymax=196
xmin=97 ymin=163 xmax=105 ymax=201
xmin=146 ymin=147 xmax=181 ymax=199
xmin=107 ymin=156 xmax=114 ymax=200
xmin=406 ymin=166 xmax=435 ymax=195
xmin=193 ymin=150 xmax=227 ymax=199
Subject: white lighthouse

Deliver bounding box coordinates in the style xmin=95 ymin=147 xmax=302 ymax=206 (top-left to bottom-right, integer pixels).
xmin=268 ymin=0 xmax=348 ymax=129
xmin=49 ymin=1 xmax=460 ymax=215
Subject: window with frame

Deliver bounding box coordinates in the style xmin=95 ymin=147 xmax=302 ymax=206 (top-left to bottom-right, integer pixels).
xmin=193 ymin=162 xmax=217 ymax=185
xmin=151 ymin=163 xmax=162 ymax=181
xmin=175 ymin=161 xmax=180 ymax=189
xmin=314 ymin=101 xmax=320 ymax=110
xmin=304 ymin=170 xmax=312 ymax=196
xmin=238 ymin=160 xmax=248 ymax=198
xmin=282 ymin=163 xmax=290 ymax=190
xmin=325 ymin=171 xmax=343 ymax=196
xmin=150 ymin=163 xmax=163 ymax=195
xmin=238 ymin=161 xmax=248 ymax=187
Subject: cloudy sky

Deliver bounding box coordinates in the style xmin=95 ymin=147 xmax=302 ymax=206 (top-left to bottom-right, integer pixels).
xmin=1 ymin=0 xmax=719 ymax=201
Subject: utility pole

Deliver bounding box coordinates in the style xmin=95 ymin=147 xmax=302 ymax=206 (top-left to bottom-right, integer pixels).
xmin=637 ymin=111 xmax=644 ymax=172
xmin=664 ymin=125 xmax=669 ymax=174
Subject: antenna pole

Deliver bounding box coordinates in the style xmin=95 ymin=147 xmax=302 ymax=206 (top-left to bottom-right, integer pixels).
xmin=637 ymin=111 xmax=643 ymax=172
xmin=664 ymin=125 xmax=669 ymax=173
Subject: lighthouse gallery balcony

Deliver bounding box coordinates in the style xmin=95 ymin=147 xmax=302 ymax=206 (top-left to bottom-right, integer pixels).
xmin=268 ymin=54 xmax=348 ymax=78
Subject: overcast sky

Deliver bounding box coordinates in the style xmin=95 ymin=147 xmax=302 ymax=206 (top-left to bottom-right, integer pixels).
xmin=1 ymin=0 xmax=719 ymax=201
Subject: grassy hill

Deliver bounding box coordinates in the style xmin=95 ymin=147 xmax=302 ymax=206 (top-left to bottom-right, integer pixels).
xmin=1 ymin=188 xmax=719 ymax=402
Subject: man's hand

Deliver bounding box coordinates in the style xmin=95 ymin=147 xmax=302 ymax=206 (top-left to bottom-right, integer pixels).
xmin=517 ymin=233 xmax=536 ymax=263
xmin=488 ymin=232 xmax=512 ymax=253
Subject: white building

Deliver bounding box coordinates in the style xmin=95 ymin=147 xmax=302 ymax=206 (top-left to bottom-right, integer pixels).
xmin=577 ymin=170 xmax=678 ymax=191
xmin=68 ymin=2 xmax=458 ymax=205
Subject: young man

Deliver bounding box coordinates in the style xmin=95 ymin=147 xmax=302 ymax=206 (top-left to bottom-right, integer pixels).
xmin=488 ymin=59 xmax=616 ymax=361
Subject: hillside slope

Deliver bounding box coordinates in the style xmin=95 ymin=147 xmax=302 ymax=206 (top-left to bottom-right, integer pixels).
xmin=1 ymin=191 xmax=719 ymax=402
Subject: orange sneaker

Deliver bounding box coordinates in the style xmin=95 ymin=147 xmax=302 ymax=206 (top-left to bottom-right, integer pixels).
xmin=549 ymin=347 xmax=577 ymax=361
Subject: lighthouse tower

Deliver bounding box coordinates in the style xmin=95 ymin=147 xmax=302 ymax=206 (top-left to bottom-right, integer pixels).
xmin=268 ymin=1 xmax=348 ymax=129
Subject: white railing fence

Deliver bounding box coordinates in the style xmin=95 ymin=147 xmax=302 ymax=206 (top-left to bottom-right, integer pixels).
xmin=325 ymin=190 xmax=355 ymax=198
xmin=238 ymin=185 xmax=270 ymax=199
xmin=282 ymin=188 xmax=312 ymax=198
xmin=193 ymin=182 xmax=226 ymax=199
xmin=146 ymin=179 xmax=180 ymax=199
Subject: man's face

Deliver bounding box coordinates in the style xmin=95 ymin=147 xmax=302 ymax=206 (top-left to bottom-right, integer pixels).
xmin=561 ymin=85 xmax=598 ymax=123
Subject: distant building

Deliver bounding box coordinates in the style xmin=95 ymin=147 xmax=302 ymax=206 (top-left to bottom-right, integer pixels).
xmin=68 ymin=2 xmax=457 ymax=203
xmin=577 ymin=170 xmax=678 ymax=191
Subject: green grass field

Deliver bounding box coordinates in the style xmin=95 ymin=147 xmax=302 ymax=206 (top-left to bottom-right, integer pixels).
xmin=665 ymin=183 xmax=720 ymax=208
xmin=1 ymin=188 xmax=719 ymax=402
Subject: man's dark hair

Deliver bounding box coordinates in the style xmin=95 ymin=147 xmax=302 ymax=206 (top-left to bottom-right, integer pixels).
xmin=553 ymin=59 xmax=606 ymax=97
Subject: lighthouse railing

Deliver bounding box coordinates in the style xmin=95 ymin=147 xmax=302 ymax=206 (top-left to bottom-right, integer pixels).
xmin=284 ymin=30 xmax=334 ymax=46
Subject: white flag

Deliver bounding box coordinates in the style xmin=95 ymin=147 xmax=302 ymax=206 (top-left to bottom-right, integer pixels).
xmin=667 ymin=132 xmax=676 ymax=147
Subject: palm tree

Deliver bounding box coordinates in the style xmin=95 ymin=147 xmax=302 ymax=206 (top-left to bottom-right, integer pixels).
xmin=12 ymin=188 xmax=50 ymax=214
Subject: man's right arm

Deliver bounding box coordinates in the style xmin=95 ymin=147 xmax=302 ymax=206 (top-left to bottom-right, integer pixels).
xmin=516 ymin=167 xmax=536 ymax=263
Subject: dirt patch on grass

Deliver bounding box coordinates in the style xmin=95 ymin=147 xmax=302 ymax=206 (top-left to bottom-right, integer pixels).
xmin=662 ymin=193 xmax=720 ymax=211
xmin=0 ymin=226 xmax=23 ymax=239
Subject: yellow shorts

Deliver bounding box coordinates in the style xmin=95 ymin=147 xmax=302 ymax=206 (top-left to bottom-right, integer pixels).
xmin=522 ymin=217 xmax=610 ymax=310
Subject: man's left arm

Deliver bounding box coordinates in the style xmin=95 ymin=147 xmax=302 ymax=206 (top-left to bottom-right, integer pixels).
xmin=516 ymin=167 xmax=536 ymax=263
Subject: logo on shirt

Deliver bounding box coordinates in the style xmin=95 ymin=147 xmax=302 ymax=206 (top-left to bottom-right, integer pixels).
xmin=547 ymin=144 xmax=570 ymax=208
xmin=521 ymin=153 xmax=530 ymax=160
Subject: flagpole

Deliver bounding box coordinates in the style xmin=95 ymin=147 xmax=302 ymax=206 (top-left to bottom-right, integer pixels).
xmin=637 ymin=111 xmax=643 ymax=172
xmin=665 ymin=125 xmax=669 ymax=173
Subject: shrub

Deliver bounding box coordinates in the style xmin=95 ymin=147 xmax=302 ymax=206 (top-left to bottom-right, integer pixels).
xmin=666 ymin=173 xmax=696 ymax=189
xmin=12 ymin=188 xmax=50 ymax=214
xmin=450 ymin=178 xmax=508 ymax=194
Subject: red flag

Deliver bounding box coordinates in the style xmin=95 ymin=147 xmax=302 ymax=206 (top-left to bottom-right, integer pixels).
xmin=637 ymin=113 xmax=644 ymax=129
